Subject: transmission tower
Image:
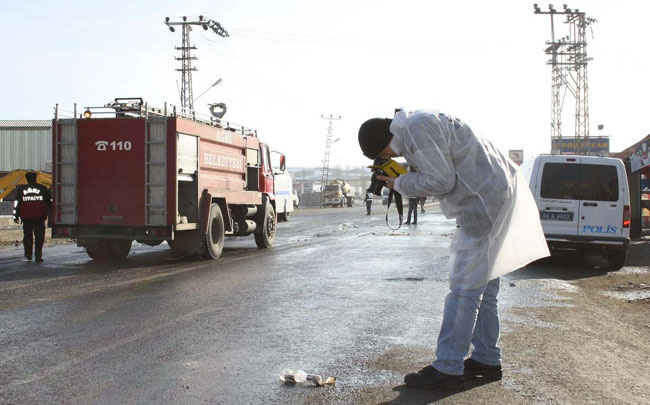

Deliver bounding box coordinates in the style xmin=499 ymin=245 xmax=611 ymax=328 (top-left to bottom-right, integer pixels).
xmin=534 ymin=3 xmax=597 ymax=155
xmin=320 ymin=114 xmax=341 ymax=200
xmin=165 ymin=16 xmax=229 ymax=112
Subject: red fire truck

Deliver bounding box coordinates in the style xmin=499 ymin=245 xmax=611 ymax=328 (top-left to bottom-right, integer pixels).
xmin=51 ymin=98 xmax=284 ymax=260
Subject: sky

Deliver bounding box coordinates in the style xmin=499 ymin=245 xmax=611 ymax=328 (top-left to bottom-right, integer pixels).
xmin=1 ymin=0 xmax=649 ymax=168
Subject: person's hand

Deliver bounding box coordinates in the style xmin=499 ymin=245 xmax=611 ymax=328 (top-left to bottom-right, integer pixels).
xmin=376 ymin=175 xmax=396 ymax=190
xmin=13 ymin=218 xmax=20 ymax=224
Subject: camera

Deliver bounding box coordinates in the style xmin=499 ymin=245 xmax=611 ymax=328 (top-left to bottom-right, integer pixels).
xmin=369 ymin=160 xmax=388 ymax=196
xmin=368 ymin=158 xmax=406 ymax=196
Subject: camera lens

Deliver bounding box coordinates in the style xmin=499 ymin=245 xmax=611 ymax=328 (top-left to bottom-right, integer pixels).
xmin=369 ymin=172 xmax=386 ymax=196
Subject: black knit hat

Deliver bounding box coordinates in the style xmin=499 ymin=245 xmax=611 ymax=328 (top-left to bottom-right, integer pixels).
xmin=358 ymin=118 xmax=393 ymax=159
xmin=25 ymin=172 xmax=37 ymax=183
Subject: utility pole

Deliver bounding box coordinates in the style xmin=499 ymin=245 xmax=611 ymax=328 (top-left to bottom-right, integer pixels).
xmin=165 ymin=16 xmax=229 ymax=113
xmin=533 ymin=3 xmax=596 ymax=155
xmin=320 ymin=114 xmax=341 ymax=204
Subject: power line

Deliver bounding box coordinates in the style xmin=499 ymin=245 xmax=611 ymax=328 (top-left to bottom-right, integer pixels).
xmin=226 ymin=28 xmax=464 ymax=51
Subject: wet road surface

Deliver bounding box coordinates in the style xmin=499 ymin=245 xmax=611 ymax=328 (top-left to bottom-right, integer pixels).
xmin=0 ymin=205 xmax=583 ymax=404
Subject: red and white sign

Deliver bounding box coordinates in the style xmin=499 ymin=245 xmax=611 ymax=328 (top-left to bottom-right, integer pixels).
xmin=509 ymin=150 xmax=524 ymax=166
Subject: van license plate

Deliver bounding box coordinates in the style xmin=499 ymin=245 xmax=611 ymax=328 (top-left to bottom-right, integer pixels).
xmin=540 ymin=211 xmax=574 ymax=221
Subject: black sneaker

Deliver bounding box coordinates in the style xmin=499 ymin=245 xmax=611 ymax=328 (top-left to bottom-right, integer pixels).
xmin=404 ymin=366 xmax=465 ymax=389
xmin=35 ymin=257 xmax=44 ymax=263
xmin=464 ymin=358 xmax=502 ymax=380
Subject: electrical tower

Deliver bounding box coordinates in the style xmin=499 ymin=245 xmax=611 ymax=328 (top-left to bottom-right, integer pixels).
xmin=534 ymin=4 xmax=597 ymax=155
xmin=320 ymin=114 xmax=341 ymax=200
xmin=165 ymin=16 xmax=229 ymax=112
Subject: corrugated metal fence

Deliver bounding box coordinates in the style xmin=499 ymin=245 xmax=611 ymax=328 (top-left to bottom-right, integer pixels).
xmin=0 ymin=121 xmax=52 ymax=172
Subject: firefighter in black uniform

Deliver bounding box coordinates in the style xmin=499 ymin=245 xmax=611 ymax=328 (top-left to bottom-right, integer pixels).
xmin=13 ymin=172 xmax=51 ymax=263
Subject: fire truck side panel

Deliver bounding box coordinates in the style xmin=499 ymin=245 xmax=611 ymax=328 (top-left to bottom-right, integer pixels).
xmin=77 ymin=118 xmax=146 ymax=226
xmin=174 ymin=118 xmax=265 ymax=205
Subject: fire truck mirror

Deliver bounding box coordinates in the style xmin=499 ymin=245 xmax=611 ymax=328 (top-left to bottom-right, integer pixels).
xmin=271 ymin=151 xmax=286 ymax=174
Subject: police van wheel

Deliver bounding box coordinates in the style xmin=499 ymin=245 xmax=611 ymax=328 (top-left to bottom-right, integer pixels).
xmin=606 ymin=248 xmax=627 ymax=270
xmin=255 ymin=202 xmax=276 ymax=249
xmin=203 ymin=203 xmax=225 ymax=260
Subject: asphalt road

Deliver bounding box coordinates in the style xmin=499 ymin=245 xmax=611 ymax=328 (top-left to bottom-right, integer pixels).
xmin=0 ymin=205 xmax=585 ymax=404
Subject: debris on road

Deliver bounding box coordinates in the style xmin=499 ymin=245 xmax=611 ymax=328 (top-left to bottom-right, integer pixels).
xmin=279 ymin=369 xmax=336 ymax=386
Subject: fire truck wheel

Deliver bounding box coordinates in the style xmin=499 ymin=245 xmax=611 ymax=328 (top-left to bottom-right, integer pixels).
xmin=255 ymin=202 xmax=276 ymax=248
xmin=85 ymin=239 xmax=131 ymax=261
xmin=203 ymin=203 xmax=225 ymax=260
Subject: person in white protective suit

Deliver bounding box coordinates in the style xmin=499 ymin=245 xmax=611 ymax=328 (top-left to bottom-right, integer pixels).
xmin=358 ymin=110 xmax=549 ymax=390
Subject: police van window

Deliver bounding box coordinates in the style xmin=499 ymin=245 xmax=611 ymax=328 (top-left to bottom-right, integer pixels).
xmin=541 ymin=163 xmax=618 ymax=201
xmin=540 ymin=163 xmax=580 ymax=200
xmin=579 ymin=164 xmax=618 ymax=201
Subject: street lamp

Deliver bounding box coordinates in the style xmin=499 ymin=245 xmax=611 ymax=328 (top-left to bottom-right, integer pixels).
xmin=193 ymin=78 xmax=222 ymax=104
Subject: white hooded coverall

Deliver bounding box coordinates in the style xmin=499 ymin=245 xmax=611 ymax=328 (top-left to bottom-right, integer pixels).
xmin=392 ymin=110 xmax=549 ymax=289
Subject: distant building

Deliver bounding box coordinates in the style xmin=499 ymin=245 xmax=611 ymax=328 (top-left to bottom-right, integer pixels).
xmin=0 ymin=120 xmax=52 ymax=173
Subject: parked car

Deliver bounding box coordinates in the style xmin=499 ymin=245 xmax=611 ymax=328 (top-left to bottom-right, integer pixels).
xmin=521 ymin=154 xmax=630 ymax=269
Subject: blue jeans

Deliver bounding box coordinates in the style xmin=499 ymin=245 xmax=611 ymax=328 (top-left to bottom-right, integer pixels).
xmin=432 ymin=277 xmax=501 ymax=375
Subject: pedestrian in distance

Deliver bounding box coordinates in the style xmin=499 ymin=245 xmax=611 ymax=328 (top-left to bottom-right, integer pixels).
xmin=363 ymin=188 xmax=373 ymax=215
xmin=406 ymin=195 xmax=418 ymax=224
xmin=419 ymin=196 xmax=426 ymax=214
xmin=13 ymin=172 xmax=51 ymax=263
xmin=358 ymin=109 xmax=549 ymax=389
xmin=405 ymin=167 xmax=418 ymax=225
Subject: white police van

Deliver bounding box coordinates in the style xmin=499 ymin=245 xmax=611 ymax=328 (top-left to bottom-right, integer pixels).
xmin=274 ymin=171 xmax=297 ymax=222
xmin=521 ymin=155 xmax=630 ymax=269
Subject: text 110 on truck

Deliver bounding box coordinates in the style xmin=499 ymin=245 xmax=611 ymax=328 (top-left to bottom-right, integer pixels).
xmin=51 ymin=98 xmax=286 ymax=260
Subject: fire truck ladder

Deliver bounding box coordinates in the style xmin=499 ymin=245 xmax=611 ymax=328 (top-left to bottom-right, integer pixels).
xmin=54 ymin=115 xmax=78 ymax=225
xmin=145 ymin=118 xmax=168 ymax=226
